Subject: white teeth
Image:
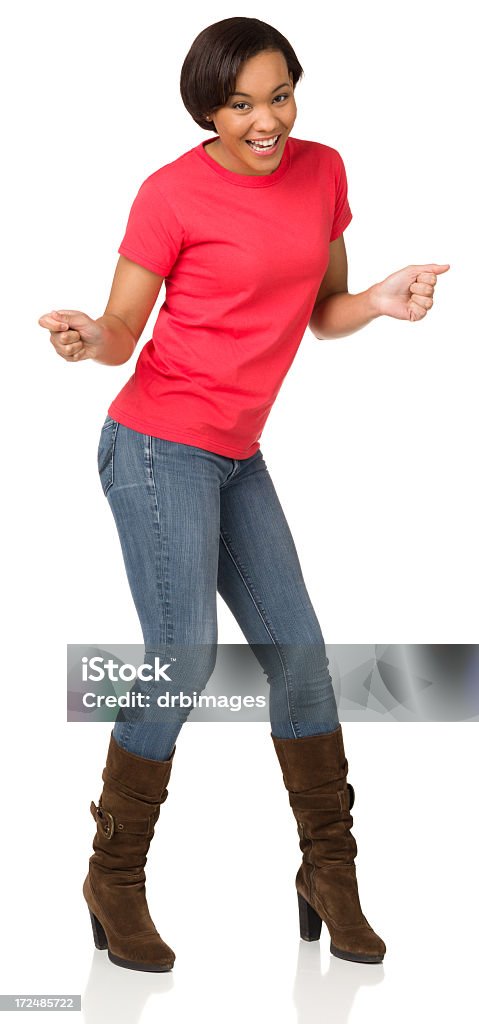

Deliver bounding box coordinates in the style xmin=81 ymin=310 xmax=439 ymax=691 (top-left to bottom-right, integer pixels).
xmin=246 ymin=135 xmax=279 ymax=150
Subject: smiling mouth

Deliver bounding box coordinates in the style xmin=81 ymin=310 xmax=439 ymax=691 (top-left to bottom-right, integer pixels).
xmin=245 ymin=134 xmax=281 ymax=153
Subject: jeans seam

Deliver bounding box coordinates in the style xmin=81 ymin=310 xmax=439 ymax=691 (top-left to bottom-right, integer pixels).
xmin=219 ymin=527 xmax=298 ymax=736
xmin=144 ymin=433 xmax=173 ymax=647
xmin=100 ymin=419 xmax=119 ymax=497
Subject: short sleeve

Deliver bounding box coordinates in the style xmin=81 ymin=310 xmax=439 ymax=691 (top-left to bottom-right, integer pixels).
xmin=330 ymin=151 xmax=353 ymax=242
xmin=117 ymin=175 xmax=184 ymax=277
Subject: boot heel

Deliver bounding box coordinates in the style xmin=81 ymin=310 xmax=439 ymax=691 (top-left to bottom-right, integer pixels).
xmin=297 ymin=892 xmax=322 ymax=941
xmin=89 ymin=908 xmax=108 ymax=950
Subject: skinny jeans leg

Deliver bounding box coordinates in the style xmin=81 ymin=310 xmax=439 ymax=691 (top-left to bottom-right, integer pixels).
xmin=217 ymin=449 xmax=340 ymax=739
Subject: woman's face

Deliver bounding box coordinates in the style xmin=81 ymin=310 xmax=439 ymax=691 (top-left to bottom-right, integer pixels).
xmin=205 ymin=49 xmax=297 ymax=176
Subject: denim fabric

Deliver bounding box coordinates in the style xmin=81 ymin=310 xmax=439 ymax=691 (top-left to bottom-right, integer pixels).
xmin=97 ymin=415 xmax=340 ymax=760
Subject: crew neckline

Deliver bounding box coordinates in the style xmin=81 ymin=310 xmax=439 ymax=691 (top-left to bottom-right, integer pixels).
xmin=194 ymin=135 xmax=292 ymax=187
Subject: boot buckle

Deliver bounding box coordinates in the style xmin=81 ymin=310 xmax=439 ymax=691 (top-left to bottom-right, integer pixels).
xmin=91 ymin=801 xmax=115 ymax=840
xmin=99 ymin=809 xmax=115 ymax=840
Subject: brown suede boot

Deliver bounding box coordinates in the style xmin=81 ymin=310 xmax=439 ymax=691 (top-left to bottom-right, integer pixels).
xmin=83 ymin=731 xmax=176 ymax=972
xmin=271 ymin=724 xmax=386 ymax=964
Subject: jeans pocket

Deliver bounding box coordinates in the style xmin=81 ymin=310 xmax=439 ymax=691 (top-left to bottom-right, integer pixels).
xmin=97 ymin=416 xmax=119 ymax=496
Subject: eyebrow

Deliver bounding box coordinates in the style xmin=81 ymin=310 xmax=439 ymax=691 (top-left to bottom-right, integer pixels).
xmin=230 ymin=82 xmax=291 ymax=97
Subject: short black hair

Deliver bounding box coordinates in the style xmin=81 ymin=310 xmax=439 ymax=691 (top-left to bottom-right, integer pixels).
xmin=180 ymin=17 xmax=304 ymax=133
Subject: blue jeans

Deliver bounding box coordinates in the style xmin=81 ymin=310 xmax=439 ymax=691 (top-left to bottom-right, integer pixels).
xmin=97 ymin=415 xmax=340 ymax=760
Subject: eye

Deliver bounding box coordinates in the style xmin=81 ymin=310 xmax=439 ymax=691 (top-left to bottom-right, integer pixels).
xmin=231 ymin=93 xmax=290 ymax=111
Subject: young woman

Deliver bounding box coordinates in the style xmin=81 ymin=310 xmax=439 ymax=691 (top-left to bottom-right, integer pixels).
xmin=39 ymin=17 xmax=448 ymax=974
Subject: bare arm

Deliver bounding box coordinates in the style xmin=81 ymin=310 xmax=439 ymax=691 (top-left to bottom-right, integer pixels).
xmin=309 ymin=236 xmax=449 ymax=337
xmin=309 ymin=234 xmax=380 ymax=341
xmin=93 ymin=256 xmax=165 ymax=364
xmin=39 ymin=255 xmax=165 ymax=365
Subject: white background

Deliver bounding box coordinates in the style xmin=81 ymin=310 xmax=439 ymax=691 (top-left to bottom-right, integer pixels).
xmin=1 ymin=1 xmax=477 ymax=1022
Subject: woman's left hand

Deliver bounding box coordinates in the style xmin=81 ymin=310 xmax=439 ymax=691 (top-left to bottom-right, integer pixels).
xmin=371 ymin=264 xmax=450 ymax=322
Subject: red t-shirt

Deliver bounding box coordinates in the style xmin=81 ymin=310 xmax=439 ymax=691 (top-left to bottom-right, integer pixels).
xmin=108 ymin=134 xmax=352 ymax=458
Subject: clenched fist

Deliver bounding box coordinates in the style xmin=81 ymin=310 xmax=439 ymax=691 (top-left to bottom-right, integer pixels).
xmin=371 ymin=264 xmax=450 ymax=322
xmin=38 ymin=309 xmax=104 ymax=361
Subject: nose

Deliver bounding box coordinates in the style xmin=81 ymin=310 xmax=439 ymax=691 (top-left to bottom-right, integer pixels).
xmin=250 ymin=123 xmax=282 ymax=137
xmin=250 ymin=105 xmax=284 ymax=133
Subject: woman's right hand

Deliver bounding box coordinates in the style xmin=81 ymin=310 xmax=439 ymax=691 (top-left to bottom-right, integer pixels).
xmin=37 ymin=309 xmax=105 ymax=361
